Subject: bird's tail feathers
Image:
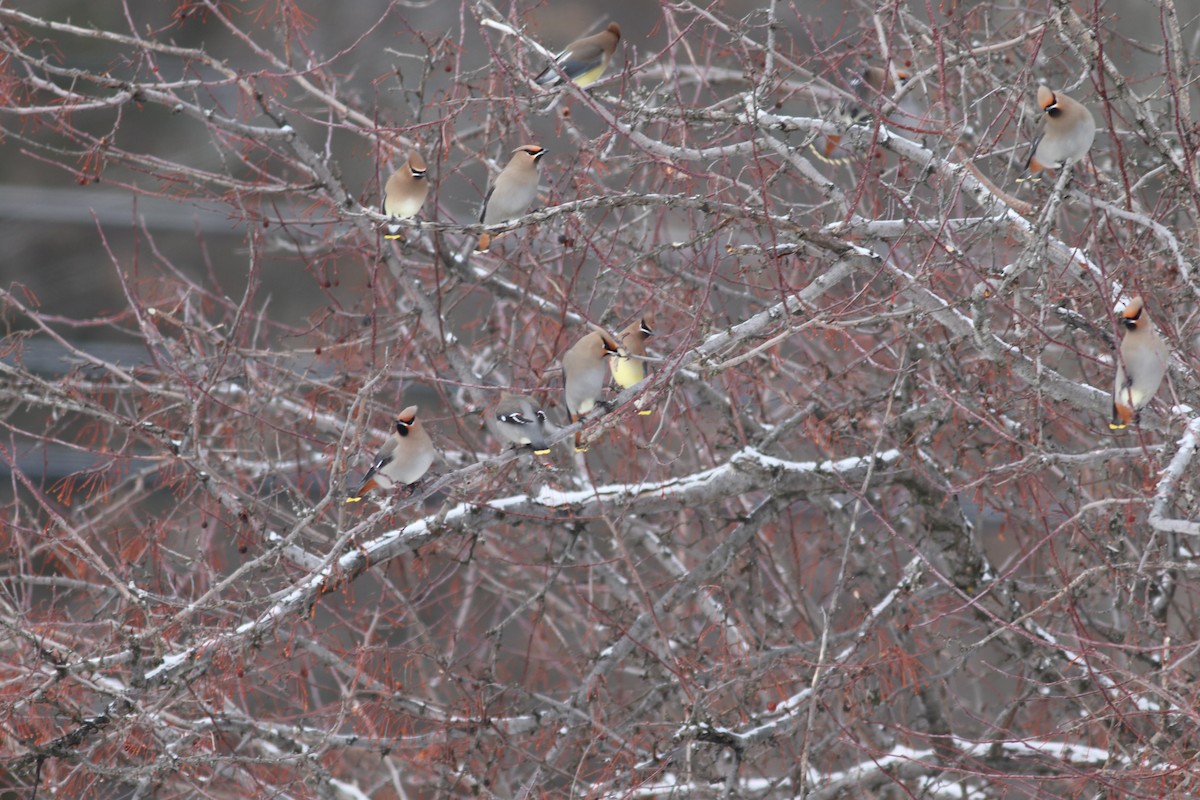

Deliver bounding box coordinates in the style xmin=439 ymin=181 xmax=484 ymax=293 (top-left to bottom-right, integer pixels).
xmin=346 ymin=477 xmax=379 ymax=503
xmin=1110 ymin=402 xmax=1134 ymax=430
xmin=809 ymin=137 xmax=855 ymax=166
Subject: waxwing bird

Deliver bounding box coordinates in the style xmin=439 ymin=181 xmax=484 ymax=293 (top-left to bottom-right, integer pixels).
xmin=1020 ymin=85 xmax=1095 ymax=181
xmin=477 ymin=145 xmax=546 ymax=252
xmin=843 ymin=66 xmax=910 ymax=125
xmin=563 ymin=329 xmax=619 ymax=451
xmin=490 ymin=392 xmax=554 ymax=454
xmin=610 ymin=316 xmax=654 ymax=415
xmin=1110 ymin=297 xmax=1170 ymax=430
xmin=814 ymin=66 xmax=921 ymax=164
xmin=534 ymin=23 xmax=621 ymax=88
xmin=382 ymin=150 xmax=429 ymax=240
xmin=346 ymin=405 xmax=436 ymax=502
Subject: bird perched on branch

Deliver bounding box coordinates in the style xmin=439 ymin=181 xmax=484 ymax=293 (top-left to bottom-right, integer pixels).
xmin=490 ymin=392 xmax=554 ymax=455
xmin=843 ymin=66 xmax=913 ymax=125
xmin=1110 ymin=297 xmax=1169 ymax=430
xmin=563 ymin=329 xmax=619 ymax=451
xmin=813 ymin=65 xmax=923 ymax=164
xmin=346 ymin=406 xmax=435 ymax=502
xmin=1020 ymin=85 xmax=1095 ymax=181
xmin=611 ymin=315 xmax=654 ymax=414
xmin=381 ymin=150 xmax=429 ymax=240
xmin=477 ymin=145 xmax=546 ymax=252
xmin=534 ymin=23 xmax=621 ymax=88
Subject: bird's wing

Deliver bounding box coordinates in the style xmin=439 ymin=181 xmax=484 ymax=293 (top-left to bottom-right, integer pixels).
xmin=1023 ymin=116 xmax=1047 ymax=170
xmin=479 ymin=186 xmax=496 ymax=224
xmin=536 ymin=41 xmax=607 ymax=86
xmin=561 ymin=364 xmax=575 ymax=417
xmin=363 ymin=438 xmax=397 ymax=481
xmin=556 ymin=43 xmax=605 ymax=78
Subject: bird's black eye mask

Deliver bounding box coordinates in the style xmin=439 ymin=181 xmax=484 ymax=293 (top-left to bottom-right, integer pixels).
xmin=1121 ymin=306 xmax=1144 ymax=330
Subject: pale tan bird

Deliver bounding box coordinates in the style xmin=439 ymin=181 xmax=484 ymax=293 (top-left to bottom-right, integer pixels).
xmin=490 ymin=392 xmax=554 ymax=455
xmin=814 ymin=66 xmax=920 ymax=164
xmin=346 ymin=405 xmax=435 ymax=502
xmin=534 ymin=23 xmax=621 ymax=88
xmin=1021 ymin=85 xmax=1095 ymax=181
xmin=610 ymin=316 xmax=654 ymax=415
xmin=563 ymin=329 xmax=619 ymax=451
xmin=1110 ymin=297 xmax=1170 ymax=430
xmin=477 ymin=145 xmax=546 ymax=252
xmin=381 ymin=150 xmax=429 ymax=240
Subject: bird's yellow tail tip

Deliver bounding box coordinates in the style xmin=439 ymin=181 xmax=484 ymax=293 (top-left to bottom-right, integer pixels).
xmin=533 ymin=448 xmax=552 ymax=455
xmin=637 ymin=409 xmax=653 ymax=416
xmin=808 ymin=141 xmax=853 ymax=166
xmin=1108 ymin=423 xmax=1127 ymax=431
xmin=345 ymin=496 xmax=363 ymax=503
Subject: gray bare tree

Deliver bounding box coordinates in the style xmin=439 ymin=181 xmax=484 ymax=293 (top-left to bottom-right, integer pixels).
xmin=0 ymin=0 xmax=1198 ymax=797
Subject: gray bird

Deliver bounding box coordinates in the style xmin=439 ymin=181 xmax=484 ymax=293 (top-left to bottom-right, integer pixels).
xmin=1111 ymin=297 xmax=1170 ymax=429
xmin=610 ymin=315 xmax=654 ymax=415
xmin=382 ymin=150 xmax=429 ymax=240
xmin=1021 ymin=85 xmax=1095 ymax=180
xmin=477 ymin=145 xmax=546 ymax=252
xmin=842 ymin=66 xmax=914 ymax=125
xmin=563 ymin=329 xmax=619 ymax=451
xmin=346 ymin=405 xmax=435 ymax=502
xmin=491 ymin=392 xmax=554 ymax=454
xmin=534 ymin=23 xmax=621 ymax=88
xmin=814 ymin=66 xmax=923 ymax=164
